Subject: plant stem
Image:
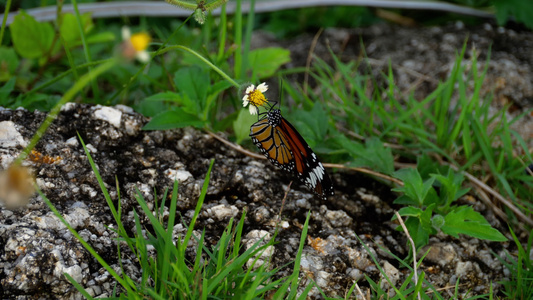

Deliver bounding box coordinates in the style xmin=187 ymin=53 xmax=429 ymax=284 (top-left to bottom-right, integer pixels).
xmin=71 ymin=0 xmax=98 ymax=100
xmin=161 ymin=45 xmax=239 ymax=88
xmin=0 ymin=0 xmax=12 ymax=45
xmin=233 ymin=0 xmax=242 ymax=79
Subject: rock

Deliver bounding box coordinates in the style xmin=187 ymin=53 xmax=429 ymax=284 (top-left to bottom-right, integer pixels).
xmin=423 ymin=243 xmax=457 ymax=267
xmin=209 ymin=204 xmax=239 ymax=221
xmin=381 ymin=261 xmax=400 ymax=289
xmin=0 ymin=121 xmax=26 ymax=148
xmin=244 ymin=230 xmax=275 ymax=269
xmin=93 ymin=106 xmax=122 ymax=128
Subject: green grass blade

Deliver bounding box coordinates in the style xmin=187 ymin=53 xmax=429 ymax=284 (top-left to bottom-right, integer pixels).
xmin=0 ymin=0 xmax=11 ymax=45
xmin=470 ymin=116 xmax=497 ymax=172
xmin=64 ymin=273 xmax=95 ymax=299
xmin=160 ymin=180 xmax=180 ymax=292
xmin=71 ymin=0 xmax=98 ymax=99
xmin=216 ymin=3 xmax=227 ymax=63
xmin=233 ymin=0 xmax=243 ymax=79
xmin=183 ymin=159 xmax=214 ymax=250
xmin=287 ymin=211 xmax=311 ymax=299
xmin=233 ymin=210 xmax=246 ymax=258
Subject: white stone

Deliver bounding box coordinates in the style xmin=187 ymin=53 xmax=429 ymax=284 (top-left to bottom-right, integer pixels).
xmin=61 ymin=102 xmax=77 ymax=111
xmin=244 ymin=230 xmax=275 ymax=269
xmin=316 ymin=271 xmax=331 ymax=288
xmin=114 ymin=104 xmax=134 ymax=113
xmin=64 ymin=207 xmax=91 ymax=229
xmin=382 ymin=261 xmax=400 ymax=287
xmin=280 ymin=221 xmax=289 ymax=229
xmin=63 ymin=265 xmax=83 ymax=283
xmin=65 ymin=137 xmax=79 ymax=147
xmin=94 ymin=106 xmax=122 ymax=128
xmin=0 ymin=121 xmax=26 ymax=148
xmin=166 ymin=168 xmax=193 ymax=182
xmin=210 ymin=204 xmax=239 ymax=221
xmin=85 ymin=144 xmax=97 ymax=153
xmin=455 ymin=261 xmax=473 ymax=277
xmin=325 ymin=209 xmax=352 ymax=227
xmin=124 ymin=118 xmax=141 ymax=136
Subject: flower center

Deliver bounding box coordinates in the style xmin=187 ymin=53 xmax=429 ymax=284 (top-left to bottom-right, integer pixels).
xmin=248 ymin=89 xmax=267 ymax=106
xmin=130 ymin=32 xmax=151 ymax=51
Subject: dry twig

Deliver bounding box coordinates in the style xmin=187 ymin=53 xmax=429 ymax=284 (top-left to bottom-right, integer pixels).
xmin=395 ymin=211 xmax=421 ymax=300
xmin=206 ymin=130 xmax=404 ymax=186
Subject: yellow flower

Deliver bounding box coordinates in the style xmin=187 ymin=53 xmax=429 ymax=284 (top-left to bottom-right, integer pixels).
xmin=121 ymin=27 xmax=151 ymax=63
xmin=242 ymin=83 xmax=268 ymax=115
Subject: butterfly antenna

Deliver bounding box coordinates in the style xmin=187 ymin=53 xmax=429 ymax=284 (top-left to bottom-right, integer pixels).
xmin=278 ymin=76 xmax=284 ymax=109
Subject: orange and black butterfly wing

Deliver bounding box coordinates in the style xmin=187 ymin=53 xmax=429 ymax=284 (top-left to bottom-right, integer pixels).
xmin=250 ymin=109 xmax=334 ymax=200
xmin=250 ymin=115 xmax=295 ymax=172
xmin=277 ymin=116 xmax=334 ymax=200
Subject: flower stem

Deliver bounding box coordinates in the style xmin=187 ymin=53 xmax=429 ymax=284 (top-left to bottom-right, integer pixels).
xmin=160 ymin=45 xmax=239 ymax=88
xmin=0 ymin=0 xmax=12 ymax=45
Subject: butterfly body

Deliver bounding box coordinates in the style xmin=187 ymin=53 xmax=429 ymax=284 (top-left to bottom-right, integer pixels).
xmin=250 ymin=109 xmax=334 ymax=200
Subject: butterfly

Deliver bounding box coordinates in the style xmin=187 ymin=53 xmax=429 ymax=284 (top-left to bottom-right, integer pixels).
xmin=249 ymin=107 xmax=334 ymax=200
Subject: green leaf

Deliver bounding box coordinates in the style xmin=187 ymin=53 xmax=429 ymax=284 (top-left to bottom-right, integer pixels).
xmin=19 ymin=93 xmax=59 ymax=111
xmin=330 ymin=134 xmax=362 ymax=156
xmin=10 ymin=11 xmax=55 ymax=59
xmin=403 ymin=217 xmax=430 ymax=250
xmin=233 ymin=109 xmax=257 ymax=144
xmin=393 ymin=195 xmax=418 ymax=206
xmin=60 ymin=13 xmax=94 ymax=48
xmin=396 ymin=205 xmax=435 ymax=249
xmin=205 ymin=79 xmax=234 ymax=120
xmin=419 ymin=203 xmax=436 ymax=232
xmin=494 ymin=0 xmax=533 ymax=29
xmin=393 ymin=168 xmax=436 ymax=206
xmin=441 ymin=206 xmax=507 ymax=241
xmin=431 ymin=169 xmax=470 ymax=211
xmin=396 ymin=206 xmax=423 ymax=217
xmin=85 ymin=32 xmax=115 ymax=45
xmin=358 ymin=137 xmax=394 ymax=175
xmin=248 ymin=47 xmax=291 ymax=78
xmin=208 ymin=80 xmax=234 ymax=99
xmin=340 ymin=136 xmax=394 ymax=175
xmin=0 ymin=47 xmax=19 ymax=81
xmin=0 ymin=77 xmax=16 ymax=100
xmin=290 ymin=103 xmax=329 ymax=148
xmin=135 ymin=101 xmax=168 ymax=118
xmin=136 ymin=92 xmax=180 ymax=117
xmin=174 ymin=66 xmax=209 ymax=116
xmin=143 ymin=107 xmax=205 ymax=130
xmin=144 ymin=91 xmax=182 ymax=103
xmin=417 ymin=154 xmax=449 ymax=180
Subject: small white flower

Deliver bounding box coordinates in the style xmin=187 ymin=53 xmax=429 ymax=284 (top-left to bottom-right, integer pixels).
xmin=242 ymin=82 xmax=268 ymax=115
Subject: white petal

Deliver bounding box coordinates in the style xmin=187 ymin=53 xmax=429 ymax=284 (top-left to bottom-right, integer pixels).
xmin=242 ymin=94 xmax=249 ymax=102
xmin=249 ymin=105 xmax=258 ymax=115
xmin=136 ymin=51 xmax=150 ymax=63
xmin=257 ymin=82 xmax=268 ymax=92
xmin=242 ymin=99 xmax=249 ymax=107
xmin=121 ymin=26 xmax=131 ymax=40
xmin=245 ymin=85 xmax=255 ymax=94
